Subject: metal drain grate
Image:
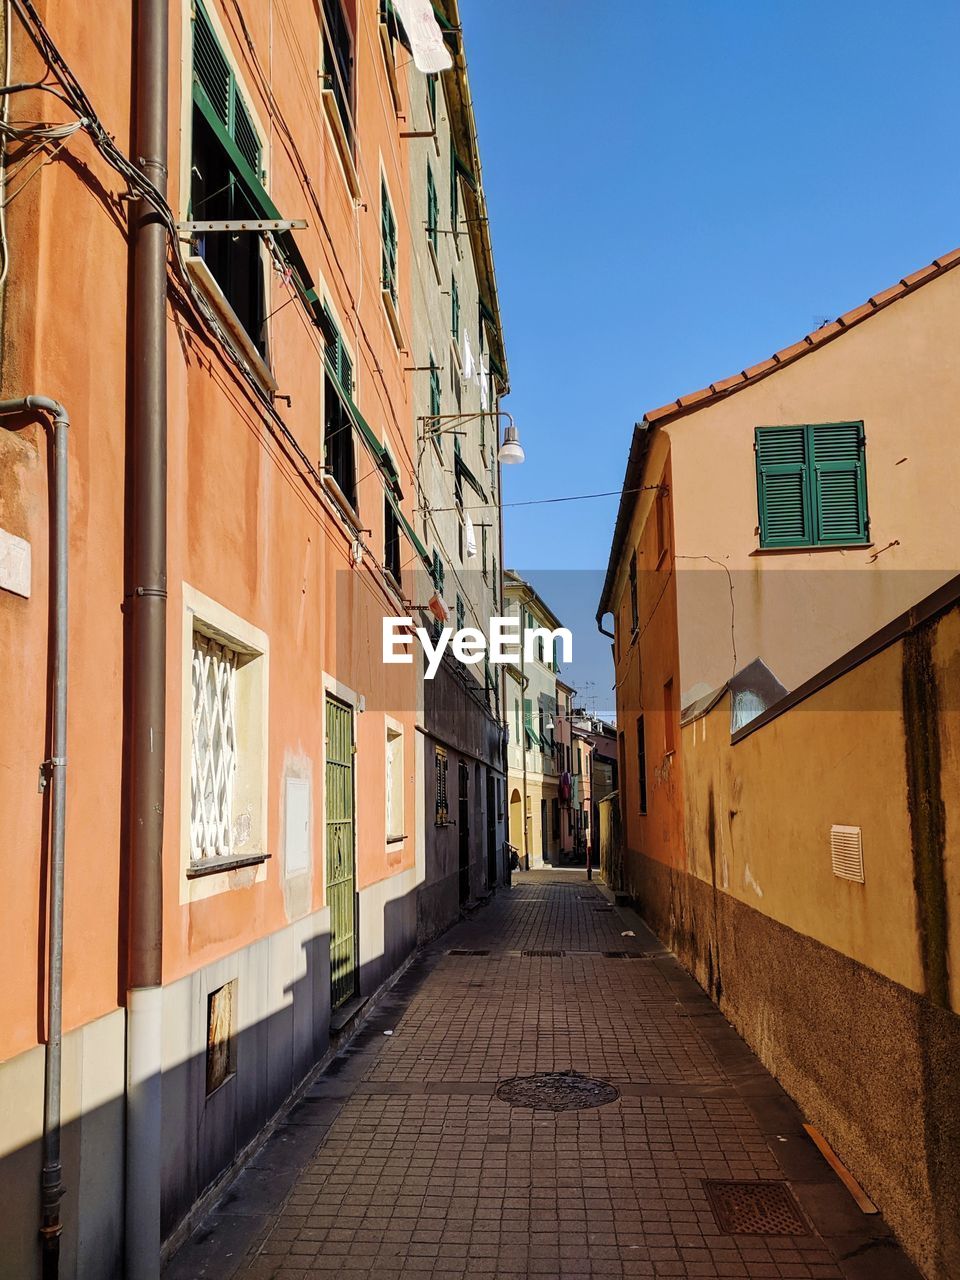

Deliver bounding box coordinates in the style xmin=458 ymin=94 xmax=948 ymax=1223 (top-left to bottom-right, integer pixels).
xmin=447 ymin=949 xmax=490 ymax=956
xmin=521 ymin=949 xmax=564 ymax=957
xmin=593 ymin=905 xmax=614 ymax=913
xmin=602 ymin=951 xmax=631 ymax=958
xmin=497 ymin=1071 xmax=620 ymax=1111
xmin=704 ymin=1181 xmax=809 ymax=1236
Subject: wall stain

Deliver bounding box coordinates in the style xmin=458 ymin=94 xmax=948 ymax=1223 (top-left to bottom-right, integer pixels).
xmin=901 ymin=624 xmax=949 ymax=1008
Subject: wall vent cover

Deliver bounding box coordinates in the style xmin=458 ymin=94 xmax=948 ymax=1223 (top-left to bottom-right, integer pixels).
xmin=831 ymin=825 xmax=864 ymax=882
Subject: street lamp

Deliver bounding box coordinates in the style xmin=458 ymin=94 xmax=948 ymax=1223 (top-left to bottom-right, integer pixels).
xmin=422 ymin=409 xmax=526 ymax=465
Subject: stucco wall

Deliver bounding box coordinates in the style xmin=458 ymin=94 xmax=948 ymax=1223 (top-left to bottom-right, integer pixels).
xmin=665 ymin=266 xmax=960 ymax=703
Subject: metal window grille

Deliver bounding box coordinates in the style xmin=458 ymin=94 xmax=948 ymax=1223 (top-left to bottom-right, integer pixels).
xmin=435 ymin=746 xmax=448 ymax=823
xmin=191 ymin=632 xmax=239 ymax=860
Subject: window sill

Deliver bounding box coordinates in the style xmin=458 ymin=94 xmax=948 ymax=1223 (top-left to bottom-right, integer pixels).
xmin=656 ymin=547 xmax=669 ymax=570
xmin=379 ymin=23 xmax=402 ymax=115
xmin=321 ymin=88 xmax=361 ymax=200
xmin=186 ymin=256 xmax=278 ymax=395
xmin=427 ymin=236 xmax=442 ymax=285
xmin=187 ymin=852 xmax=271 ymax=880
xmin=383 ymin=566 xmax=403 ymax=600
xmin=382 ymin=287 xmax=404 ymax=350
xmin=751 ymin=542 xmax=873 ymax=556
xmin=322 ymin=474 xmax=364 ymax=533
xmin=386 ymin=834 xmax=406 ymax=845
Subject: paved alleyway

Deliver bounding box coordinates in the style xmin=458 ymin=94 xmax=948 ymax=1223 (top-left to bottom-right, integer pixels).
xmin=166 ymin=872 xmax=918 ymax=1280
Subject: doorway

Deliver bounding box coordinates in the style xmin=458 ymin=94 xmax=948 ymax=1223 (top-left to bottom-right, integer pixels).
xmin=458 ymin=760 xmax=470 ymax=906
xmin=325 ymin=695 xmax=357 ymax=1010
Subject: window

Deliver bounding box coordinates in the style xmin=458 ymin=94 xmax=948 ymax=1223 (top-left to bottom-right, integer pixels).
xmin=456 ymin=594 xmax=465 ymax=632
xmin=386 ymin=723 xmax=404 ymax=839
xmin=663 ymin=678 xmax=675 ymax=754
xmin=628 ymin=550 xmax=638 ymax=633
xmin=321 ymin=0 xmax=354 ymax=149
xmin=636 ymin=717 xmax=647 ymax=815
xmin=755 ymin=422 xmax=868 ymax=548
xmin=429 ymin=355 xmax=441 ymax=427
xmin=435 ymin=746 xmax=448 ymax=823
xmin=190 ymin=2 xmax=266 ymax=350
xmin=426 ymin=163 xmax=439 ymax=256
xmin=514 ymin=697 xmax=520 ymax=743
xmin=449 ymin=138 xmax=459 ymax=242
xmin=427 ymin=72 xmax=437 ymax=125
xmin=192 ymin=631 xmax=240 ymax=860
xmin=451 ymin=275 xmax=460 ymax=341
xmin=552 ymin=798 xmax=560 ymax=840
xmin=481 ymin=525 xmax=489 ymax=580
xmin=206 ymin=980 xmax=236 ymax=1094
xmin=655 ymin=485 xmax=669 ymax=561
xmin=384 ymin=495 xmax=401 ymax=581
xmin=381 ymin=178 xmax=398 ymax=304
xmin=190 ymin=621 xmax=266 ymax=869
xmin=324 ymin=317 xmax=356 ymax=509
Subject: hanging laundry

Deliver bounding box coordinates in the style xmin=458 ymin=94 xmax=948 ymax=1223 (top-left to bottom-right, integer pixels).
xmin=464 ymin=513 xmax=478 ymax=559
xmin=463 ymin=328 xmax=475 ymax=379
xmin=479 ymin=354 xmax=489 ymax=411
xmin=393 ymin=0 xmax=453 ymax=74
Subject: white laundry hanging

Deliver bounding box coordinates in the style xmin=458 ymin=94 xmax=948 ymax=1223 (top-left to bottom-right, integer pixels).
xmin=479 ymin=355 xmax=489 ymax=411
xmin=463 ymin=329 xmax=475 ymax=380
xmin=392 ymin=0 xmax=453 ymax=74
xmin=464 ymin=513 xmax=478 ymax=559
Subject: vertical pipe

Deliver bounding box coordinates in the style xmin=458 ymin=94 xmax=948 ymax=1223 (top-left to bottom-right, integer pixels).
xmin=0 ymin=396 xmax=70 ymax=1280
xmin=126 ymin=1 xmax=168 ymax=1276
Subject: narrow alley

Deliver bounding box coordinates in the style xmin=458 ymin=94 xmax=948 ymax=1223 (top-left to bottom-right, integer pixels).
xmin=165 ymin=873 xmax=916 ymax=1280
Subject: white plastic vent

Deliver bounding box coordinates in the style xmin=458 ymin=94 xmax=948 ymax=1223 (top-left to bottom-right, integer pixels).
xmin=831 ymin=825 xmax=864 ymax=883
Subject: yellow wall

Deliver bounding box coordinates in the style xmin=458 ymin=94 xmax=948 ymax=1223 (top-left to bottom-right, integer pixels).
xmin=681 ymin=603 xmax=960 ymax=1005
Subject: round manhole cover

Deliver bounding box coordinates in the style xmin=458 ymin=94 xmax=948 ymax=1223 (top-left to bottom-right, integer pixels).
xmin=496 ymin=1071 xmax=620 ymax=1111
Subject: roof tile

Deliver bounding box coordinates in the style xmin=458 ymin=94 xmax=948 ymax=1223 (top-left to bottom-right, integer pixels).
xmin=869 ymin=283 xmax=906 ymax=307
xmin=776 ymin=339 xmax=812 ymax=362
xmin=902 ymin=264 xmax=938 ymax=287
xmin=934 ymin=247 xmax=960 ymax=267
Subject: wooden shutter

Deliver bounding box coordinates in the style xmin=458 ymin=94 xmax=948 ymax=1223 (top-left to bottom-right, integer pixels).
xmin=755 ymin=426 xmax=810 ymax=547
xmin=194 ymin=3 xmax=261 ymax=173
xmin=811 ymin=422 xmax=868 ymax=544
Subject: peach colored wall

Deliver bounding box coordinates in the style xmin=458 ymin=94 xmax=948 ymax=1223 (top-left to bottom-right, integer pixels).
xmin=610 ymin=440 xmax=686 ymax=876
xmin=1 ymin=0 xmax=423 ymax=1052
xmin=665 ymin=267 xmax=960 ymax=704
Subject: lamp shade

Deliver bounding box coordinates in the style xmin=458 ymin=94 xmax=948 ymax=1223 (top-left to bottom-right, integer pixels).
xmin=497 ymin=424 xmax=525 ymax=465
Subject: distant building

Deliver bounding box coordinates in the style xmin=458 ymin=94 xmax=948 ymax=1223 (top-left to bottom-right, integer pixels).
xmin=504 ymin=571 xmax=567 ymax=866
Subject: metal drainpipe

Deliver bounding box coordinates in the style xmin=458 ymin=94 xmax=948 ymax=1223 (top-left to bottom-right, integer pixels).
xmin=0 ymin=396 xmax=70 ymax=1280
xmin=126 ymin=2 xmax=168 ymax=1277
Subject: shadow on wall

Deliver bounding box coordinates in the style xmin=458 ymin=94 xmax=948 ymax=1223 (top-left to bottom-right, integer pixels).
xmin=0 ymin=884 xmax=423 ymax=1280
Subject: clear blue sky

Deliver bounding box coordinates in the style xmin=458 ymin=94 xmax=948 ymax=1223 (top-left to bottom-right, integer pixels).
xmin=461 ymin=0 xmax=960 ymax=579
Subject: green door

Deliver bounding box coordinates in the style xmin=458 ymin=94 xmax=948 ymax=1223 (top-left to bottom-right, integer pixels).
xmin=326 ymin=695 xmax=357 ymax=1010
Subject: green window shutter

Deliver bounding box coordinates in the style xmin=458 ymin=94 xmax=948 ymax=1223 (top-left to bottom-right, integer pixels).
xmin=449 ymin=138 xmax=458 ymax=233
xmin=456 ymin=595 xmax=465 ymax=631
xmin=426 ymin=164 xmax=438 ymax=253
xmin=756 ymin=423 xmax=868 ymax=548
xmin=381 ymin=180 xmax=397 ymax=302
xmin=429 ymin=356 xmax=441 ymax=420
xmin=427 ymin=73 xmax=437 ymax=124
xmin=323 ymin=308 xmax=353 ymax=397
xmin=194 ymin=5 xmax=231 ymax=124
xmin=431 ymin=550 xmax=444 ymax=593
xmin=451 ymin=275 xmax=460 ymax=340
xmin=755 ymin=426 xmax=811 ymax=547
xmin=811 ymin=422 xmax=868 ymax=544
xmin=194 ymin=3 xmax=261 ymax=174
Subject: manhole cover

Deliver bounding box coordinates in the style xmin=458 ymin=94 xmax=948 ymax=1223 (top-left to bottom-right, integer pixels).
xmin=447 ymin=949 xmax=489 ymax=956
xmin=704 ymin=1181 xmax=809 ymax=1236
xmin=521 ymin=949 xmax=564 ymax=957
xmin=496 ymin=1071 xmax=620 ymax=1111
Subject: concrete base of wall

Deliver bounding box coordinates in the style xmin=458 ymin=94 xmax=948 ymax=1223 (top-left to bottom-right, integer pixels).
xmin=624 ymin=848 xmax=960 ymax=1280
xmin=0 ymin=1009 xmax=126 ymax=1280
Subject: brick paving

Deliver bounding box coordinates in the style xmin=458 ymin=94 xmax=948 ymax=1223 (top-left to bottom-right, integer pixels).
xmin=166 ymin=870 xmax=919 ymax=1280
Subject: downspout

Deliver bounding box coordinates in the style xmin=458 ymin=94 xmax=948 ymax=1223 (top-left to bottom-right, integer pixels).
xmin=126 ymin=2 xmax=168 ymax=1278
xmin=0 ymin=396 xmax=70 ymax=1280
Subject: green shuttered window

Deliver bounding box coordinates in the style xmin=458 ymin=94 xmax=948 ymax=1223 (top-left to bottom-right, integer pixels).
xmin=381 ymin=180 xmax=398 ymax=303
xmin=755 ymin=422 xmax=868 ymax=548
xmin=426 ymin=163 xmax=439 ymax=255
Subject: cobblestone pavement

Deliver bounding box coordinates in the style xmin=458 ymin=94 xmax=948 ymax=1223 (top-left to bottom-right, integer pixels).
xmin=166 ymin=871 xmax=919 ymax=1280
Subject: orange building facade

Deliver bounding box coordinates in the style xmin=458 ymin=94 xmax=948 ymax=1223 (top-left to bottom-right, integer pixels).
xmin=0 ymin=3 xmax=507 ymax=1276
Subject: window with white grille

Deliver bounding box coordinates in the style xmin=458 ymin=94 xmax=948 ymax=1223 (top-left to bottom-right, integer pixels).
xmin=191 ymin=632 xmax=240 ymax=860
xmin=830 ymin=825 xmax=864 ymax=883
